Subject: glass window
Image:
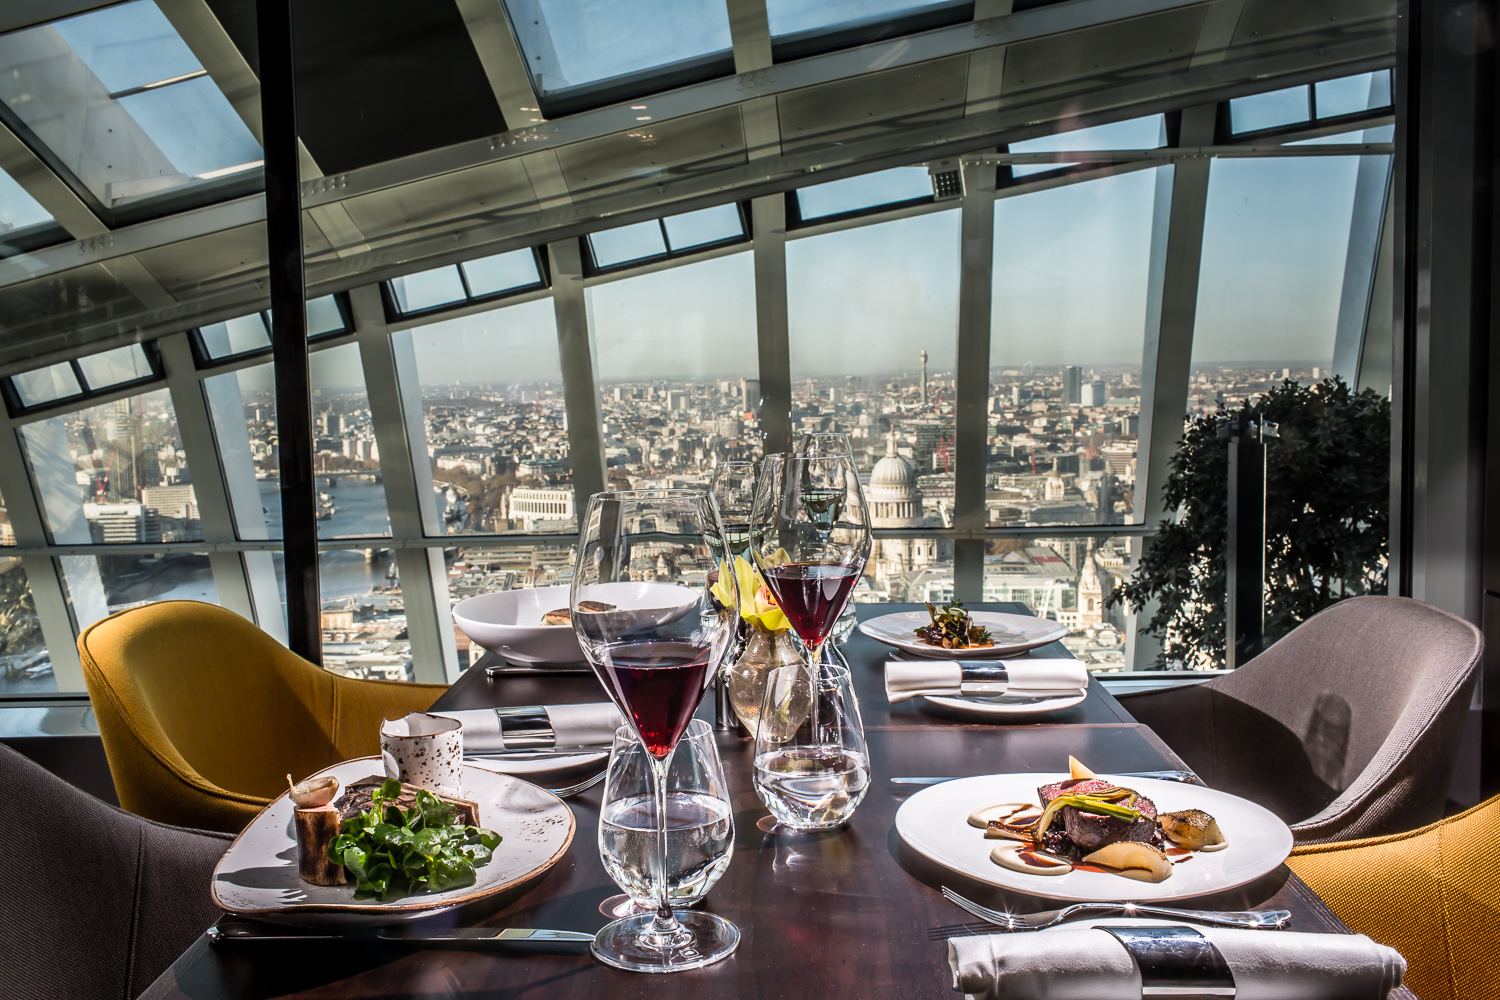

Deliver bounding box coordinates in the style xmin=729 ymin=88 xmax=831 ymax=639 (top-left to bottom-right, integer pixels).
xmin=1288 ymin=124 xmax=1395 ymax=145
xmin=390 ymin=266 xmax=467 ymax=314
xmin=406 ymin=297 xmax=572 ymax=535
xmin=787 ymin=209 xmax=960 ymax=602
xmin=1189 ymin=156 xmax=1368 ymax=417
xmin=767 ymin=0 xmax=964 ymax=36
xmin=198 ymin=314 xmax=271 ymax=359
xmin=663 ymin=204 xmax=742 ymax=251
xmin=0 ymin=556 xmax=50 ymax=695
xmin=588 ymin=221 xmax=668 ymax=268
xmin=12 ymin=362 xmax=82 ymax=408
xmin=1315 ymin=70 xmax=1392 ymax=118
xmin=203 ymin=363 xmax=277 ymax=540
xmin=504 ymin=0 xmax=732 ymax=100
xmin=307 ymin=295 xmax=347 ymax=336
xmin=461 ymin=249 xmax=541 ymax=297
xmin=1008 ymin=115 xmax=1164 ymax=178
xmin=0 ymin=167 xmax=55 ymax=233
xmin=0 ymin=0 xmax=262 ymax=210
xmin=589 ymin=252 xmax=761 ymax=476
xmin=20 ymin=389 xmax=200 ymax=545
xmin=76 ymin=344 xmax=152 ymax=390
xmin=318 ymin=548 xmax=413 ymax=680
xmin=1229 ymin=85 xmax=1310 ymax=133
xmin=990 ymin=169 xmax=1158 ymax=526
xmin=443 ymin=539 xmax=580 ymax=667
xmin=797 ymin=167 xmax=933 ymax=220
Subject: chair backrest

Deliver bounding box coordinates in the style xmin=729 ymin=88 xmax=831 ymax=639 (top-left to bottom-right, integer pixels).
xmin=1205 ymin=595 xmax=1480 ymax=842
xmin=80 ymin=601 xmax=343 ymax=802
xmin=0 ymin=742 xmax=230 ymax=1000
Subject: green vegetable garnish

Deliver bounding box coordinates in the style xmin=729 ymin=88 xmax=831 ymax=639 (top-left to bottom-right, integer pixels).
xmin=1029 ymin=791 xmax=1143 ymax=840
xmin=328 ymin=778 xmax=502 ymax=901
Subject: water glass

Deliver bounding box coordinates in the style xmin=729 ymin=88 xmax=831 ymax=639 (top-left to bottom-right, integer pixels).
xmin=600 ymin=719 xmax=734 ymax=909
xmin=753 ymin=662 xmax=870 ymax=830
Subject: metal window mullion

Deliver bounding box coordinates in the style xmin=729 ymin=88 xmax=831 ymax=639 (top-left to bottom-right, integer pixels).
xmin=155 ymin=332 xmax=257 ymax=624
xmin=348 ymin=284 xmax=459 ymax=684
xmin=548 ymin=241 xmax=608 ymax=503
xmin=750 ymin=194 xmax=792 ymax=453
xmin=1331 ymin=148 xmax=1395 ymax=385
xmin=952 ymin=163 xmax=997 ymax=603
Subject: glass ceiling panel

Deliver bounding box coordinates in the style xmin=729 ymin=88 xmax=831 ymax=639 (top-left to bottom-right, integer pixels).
xmin=589 ymin=220 xmax=668 ymax=267
xmin=663 ymin=204 xmax=741 ymax=251
xmin=0 ymin=0 xmax=262 ymax=210
xmin=797 ymin=167 xmax=933 ymax=220
xmin=1009 ymin=114 xmax=1164 ymax=177
xmin=0 ymin=167 xmax=54 ymax=233
xmin=504 ymin=0 xmax=732 ymax=99
xmin=12 ymin=362 xmax=81 ymax=408
xmin=77 ymin=344 xmax=151 ymax=389
xmin=767 ymin=0 xmax=962 ymax=37
xmin=1229 ymin=85 xmax=1311 ymax=133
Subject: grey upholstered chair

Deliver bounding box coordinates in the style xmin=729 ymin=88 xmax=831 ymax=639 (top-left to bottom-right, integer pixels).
xmin=0 ymin=741 xmax=230 ymax=1000
xmin=1118 ymin=595 xmax=1480 ymax=845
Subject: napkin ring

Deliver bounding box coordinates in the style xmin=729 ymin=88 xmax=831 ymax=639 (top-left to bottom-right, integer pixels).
xmin=1100 ymin=925 xmax=1235 ymax=998
xmin=493 ymin=706 xmax=555 ymax=749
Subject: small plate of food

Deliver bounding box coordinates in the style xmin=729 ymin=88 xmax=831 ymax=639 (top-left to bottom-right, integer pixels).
xmin=212 ymin=758 xmax=575 ymax=926
xmin=860 ymin=601 xmax=1069 ymax=659
xmin=894 ymin=756 xmax=1292 ymax=902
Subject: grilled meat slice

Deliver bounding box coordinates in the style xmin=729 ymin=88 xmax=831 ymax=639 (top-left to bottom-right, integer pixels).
xmin=1038 ymin=777 xmax=1116 ymax=804
xmin=1036 ymin=777 xmax=1158 ymax=852
xmin=335 ymin=776 xmax=480 ymax=828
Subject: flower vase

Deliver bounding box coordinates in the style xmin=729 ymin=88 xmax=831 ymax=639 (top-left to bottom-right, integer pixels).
xmin=725 ymin=622 xmax=803 ymax=733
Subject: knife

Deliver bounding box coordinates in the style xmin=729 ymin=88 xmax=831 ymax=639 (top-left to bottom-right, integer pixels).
xmin=890 ymin=769 xmax=1203 ymax=786
xmin=207 ymin=921 xmax=594 ymax=953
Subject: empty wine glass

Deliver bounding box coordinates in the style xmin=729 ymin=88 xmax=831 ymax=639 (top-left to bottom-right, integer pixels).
xmin=708 ymin=461 xmax=756 ymax=561
xmin=753 ymin=662 xmax=870 ymax=830
xmin=572 ymin=489 xmax=741 ymax=973
xmin=793 ymin=434 xmax=859 ymax=644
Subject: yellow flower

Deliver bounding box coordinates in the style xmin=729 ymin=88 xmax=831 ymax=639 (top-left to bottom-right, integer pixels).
xmin=712 ymin=555 xmax=790 ymax=632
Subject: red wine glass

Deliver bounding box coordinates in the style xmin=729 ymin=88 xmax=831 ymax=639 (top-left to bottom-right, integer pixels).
xmin=571 ymin=489 xmax=741 ymax=973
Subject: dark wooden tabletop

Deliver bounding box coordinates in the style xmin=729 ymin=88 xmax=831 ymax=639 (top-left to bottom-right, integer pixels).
xmin=144 ymin=603 xmax=1411 ymax=1000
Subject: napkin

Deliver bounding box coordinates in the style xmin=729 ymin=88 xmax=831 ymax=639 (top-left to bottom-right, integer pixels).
xmin=885 ymin=657 xmax=1089 ymax=704
xmin=432 ymin=703 xmax=624 ymax=751
xmin=948 ymin=926 xmax=1406 ymax=1000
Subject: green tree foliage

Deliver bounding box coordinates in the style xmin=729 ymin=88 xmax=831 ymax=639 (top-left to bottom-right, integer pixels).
xmin=1109 ymin=378 xmax=1389 ymax=669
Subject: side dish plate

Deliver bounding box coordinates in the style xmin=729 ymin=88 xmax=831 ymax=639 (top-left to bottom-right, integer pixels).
xmin=212 ymin=758 xmax=574 ymax=926
xmin=895 ymin=772 xmax=1292 ymax=902
xmin=859 ymin=611 xmax=1069 ymax=659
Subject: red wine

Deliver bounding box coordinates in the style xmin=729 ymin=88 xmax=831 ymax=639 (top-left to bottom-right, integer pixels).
xmin=763 ymin=563 xmax=861 ymax=646
xmin=593 ymin=641 xmax=714 ymax=759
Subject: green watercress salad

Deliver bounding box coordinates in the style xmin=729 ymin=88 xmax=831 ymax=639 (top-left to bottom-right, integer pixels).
xmin=328 ymin=778 xmax=502 ymax=901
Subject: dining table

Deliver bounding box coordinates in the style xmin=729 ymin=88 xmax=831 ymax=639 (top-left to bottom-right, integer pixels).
xmin=143 ymin=603 xmax=1417 ymax=1000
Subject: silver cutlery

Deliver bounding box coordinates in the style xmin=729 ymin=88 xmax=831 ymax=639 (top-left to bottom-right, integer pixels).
xmin=939 ymin=886 xmax=1290 ymax=932
xmin=207 ymin=921 xmax=594 ymax=953
xmin=544 ymin=770 xmax=606 ymax=798
xmin=890 ymin=769 xmax=1203 ymax=786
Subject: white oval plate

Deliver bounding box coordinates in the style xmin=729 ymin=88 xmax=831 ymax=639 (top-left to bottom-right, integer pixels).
xmin=212 ymin=758 xmax=575 ymax=927
xmin=465 ymin=752 xmax=608 ymax=776
xmin=895 ymin=772 xmax=1292 ymax=902
xmin=859 ymin=611 xmax=1069 ymax=659
xmin=924 ymin=691 xmax=1088 ymax=715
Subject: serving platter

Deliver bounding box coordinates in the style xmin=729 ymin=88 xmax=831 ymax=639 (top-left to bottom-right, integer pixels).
xmin=895 ymin=772 xmax=1292 ymax=902
xmin=212 ymin=758 xmax=574 ymax=927
xmin=860 ymin=611 xmax=1069 ymax=659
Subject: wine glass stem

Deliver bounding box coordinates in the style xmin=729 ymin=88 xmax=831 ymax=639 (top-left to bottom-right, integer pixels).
xmin=808 ymin=639 xmax=826 ymax=741
xmin=651 ymin=748 xmax=676 ymax=927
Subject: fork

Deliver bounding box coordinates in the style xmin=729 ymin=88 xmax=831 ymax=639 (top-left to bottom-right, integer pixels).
xmin=544 ymin=770 xmax=606 ymax=799
xmin=940 ymin=886 xmax=1290 ymax=932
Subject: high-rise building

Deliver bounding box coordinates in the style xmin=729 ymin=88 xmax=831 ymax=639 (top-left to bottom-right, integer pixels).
xmin=1063 ymin=366 xmax=1083 ymax=405
xmin=666 ymin=390 xmax=688 ymax=411
xmin=1086 ymin=380 xmax=1106 ymax=407
xmin=920 ymin=349 xmax=929 ymax=405
xmin=740 ymin=378 xmax=761 ymax=412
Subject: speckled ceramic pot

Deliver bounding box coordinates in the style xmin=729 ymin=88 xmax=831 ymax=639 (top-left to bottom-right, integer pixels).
xmin=380 ymin=712 xmax=464 ymax=798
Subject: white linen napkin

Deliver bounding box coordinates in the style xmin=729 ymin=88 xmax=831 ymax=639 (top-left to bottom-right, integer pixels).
xmin=432 ymin=703 xmax=624 ymax=751
xmin=885 ymin=657 xmax=1089 ymax=704
xmin=948 ymin=926 xmax=1406 ymax=1000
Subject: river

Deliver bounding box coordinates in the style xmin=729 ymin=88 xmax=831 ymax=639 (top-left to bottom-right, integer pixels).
xmin=258 ymin=478 xmax=401 ymax=601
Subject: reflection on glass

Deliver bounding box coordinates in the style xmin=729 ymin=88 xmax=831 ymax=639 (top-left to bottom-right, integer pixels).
xmin=21 ymin=389 xmax=202 ymax=545
xmin=1191 ymin=156 xmax=1368 ymax=418
xmin=77 ymin=345 xmax=151 ymax=389
xmin=663 ymin=204 xmax=742 ymax=251
xmin=407 ymin=297 xmax=572 ymax=534
xmin=589 ymin=221 xmax=668 ymax=268
xmin=0 ymin=0 xmax=262 ymax=211
xmin=1009 ymin=115 xmax=1164 ymax=178
xmin=390 ymin=266 xmax=467 ymax=314
xmin=12 ymin=363 xmax=82 ymax=408
xmin=767 ymin=0 xmax=964 ymax=36
xmin=990 ymin=169 xmax=1158 ymax=526
xmin=0 ymin=556 xmax=50 ymax=696
xmin=1229 ymin=85 xmax=1310 ymax=133
xmin=797 ymin=167 xmax=933 ymax=220
xmin=461 ymin=249 xmax=541 ymax=297
xmin=589 ymin=252 xmax=761 ymax=477
xmin=504 ymin=0 xmax=732 ymax=99
xmin=787 ymin=209 xmax=959 ymax=603
xmin=1315 ymin=70 xmax=1391 ymax=118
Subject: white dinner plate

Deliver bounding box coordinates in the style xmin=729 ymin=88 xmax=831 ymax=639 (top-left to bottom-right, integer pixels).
xmin=895 ymin=772 xmax=1292 ymax=903
xmin=465 ymin=751 xmax=609 ymax=775
xmin=923 ymin=691 xmax=1088 ymax=715
xmin=860 ymin=611 xmax=1069 ymax=659
xmin=212 ymin=758 xmax=575 ymax=927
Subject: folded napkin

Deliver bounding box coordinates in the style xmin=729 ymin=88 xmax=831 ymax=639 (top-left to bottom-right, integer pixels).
xmin=432 ymin=703 xmax=624 ymax=751
xmin=949 ymin=925 xmax=1406 ymax=1000
xmin=885 ymin=657 xmax=1089 ymax=704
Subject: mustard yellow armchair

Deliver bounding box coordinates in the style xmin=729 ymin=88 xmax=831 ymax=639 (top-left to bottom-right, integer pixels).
xmin=79 ymin=600 xmax=448 ymax=833
xmin=1288 ymin=793 xmax=1500 ymax=1000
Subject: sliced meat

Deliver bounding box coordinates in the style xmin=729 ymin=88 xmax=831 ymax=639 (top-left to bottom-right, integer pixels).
xmin=1036 ymin=778 xmax=1158 ymax=852
xmin=335 ymin=775 xmax=480 ymax=828
xmin=1038 ymin=777 xmax=1116 ymax=805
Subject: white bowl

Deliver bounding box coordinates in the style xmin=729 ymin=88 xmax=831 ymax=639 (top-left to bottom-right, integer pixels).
xmin=452 ymin=585 xmax=586 ymax=666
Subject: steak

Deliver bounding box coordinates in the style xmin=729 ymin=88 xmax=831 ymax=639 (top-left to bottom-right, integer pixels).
xmin=334 ymin=775 xmax=480 ymax=828
xmin=1037 ymin=777 xmax=1158 ymax=852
